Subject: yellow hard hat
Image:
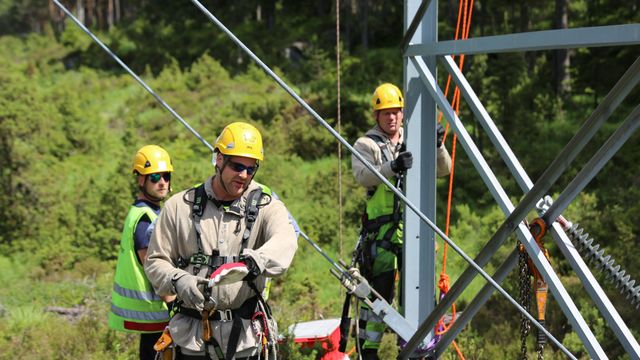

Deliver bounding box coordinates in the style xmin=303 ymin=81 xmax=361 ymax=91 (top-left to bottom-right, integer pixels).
xmin=132 ymin=145 xmax=173 ymax=175
xmin=372 ymin=83 xmax=404 ymax=111
xmin=214 ymin=122 xmax=264 ymax=161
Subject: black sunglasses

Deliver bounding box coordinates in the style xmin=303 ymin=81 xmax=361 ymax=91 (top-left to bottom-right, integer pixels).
xmin=148 ymin=172 xmax=171 ymax=183
xmin=226 ymin=160 xmax=259 ymax=175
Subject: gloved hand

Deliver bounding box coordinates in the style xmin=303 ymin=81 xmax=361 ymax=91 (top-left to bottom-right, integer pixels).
xmin=172 ymin=273 xmax=206 ymax=311
xmin=391 ymin=151 xmax=413 ymax=173
xmin=209 ymin=262 xmax=250 ymax=286
xmin=240 ymin=255 xmax=261 ymax=281
xmin=437 ymin=123 xmax=445 ymax=148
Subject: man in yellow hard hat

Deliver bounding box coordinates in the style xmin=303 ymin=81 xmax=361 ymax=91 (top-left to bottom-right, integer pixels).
xmin=351 ymin=83 xmax=451 ymax=359
xmin=145 ymin=122 xmax=298 ymax=359
xmin=108 ymin=145 xmax=177 ymax=360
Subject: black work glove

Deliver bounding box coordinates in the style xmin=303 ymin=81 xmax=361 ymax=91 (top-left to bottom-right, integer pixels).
xmin=240 ymin=255 xmax=261 ymax=281
xmin=391 ymin=151 xmax=413 ymax=173
xmin=437 ymin=123 xmax=445 ymax=148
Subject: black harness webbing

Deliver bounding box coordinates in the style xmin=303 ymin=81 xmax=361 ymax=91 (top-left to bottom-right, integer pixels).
xmin=362 ymin=134 xmax=403 ymax=253
xmin=179 ymin=183 xmax=273 ymax=360
xmin=241 ymin=189 xmax=263 ymax=254
xmin=175 ymin=296 xmax=259 ymax=321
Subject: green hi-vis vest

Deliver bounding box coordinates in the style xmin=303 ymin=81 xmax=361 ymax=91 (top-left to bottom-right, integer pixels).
xmin=364 ymin=134 xmax=403 ymax=247
xmin=108 ymin=205 xmax=169 ymax=333
xmin=366 ymin=181 xmax=403 ymax=245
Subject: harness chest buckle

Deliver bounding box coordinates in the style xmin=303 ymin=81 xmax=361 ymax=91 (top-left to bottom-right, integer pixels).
xmin=190 ymin=253 xmax=208 ymax=265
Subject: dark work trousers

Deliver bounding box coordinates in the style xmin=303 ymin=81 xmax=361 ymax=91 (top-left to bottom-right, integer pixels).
xmin=359 ymin=270 xmax=397 ymax=360
xmin=140 ymin=332 xmax=162 ymax=360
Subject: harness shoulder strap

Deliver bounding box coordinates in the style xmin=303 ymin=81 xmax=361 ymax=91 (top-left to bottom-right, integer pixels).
xmin=366 ymin=134 xmax=393 ymax=163
xmin=185 ymin=184 xmax=208 ymax=274
xmin=240 ymin=186 xmax=270 ymax=255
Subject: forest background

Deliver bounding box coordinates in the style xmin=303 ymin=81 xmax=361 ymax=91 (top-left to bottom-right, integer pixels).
xmin=0 ymin=0 xmax=638 ymax=359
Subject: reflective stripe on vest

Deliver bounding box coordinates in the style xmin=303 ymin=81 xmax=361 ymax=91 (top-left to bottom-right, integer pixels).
xmin=358 ymin=328 xmax=383 ymax=343
xmin=110 ymin=303 xmax=170 ymax=322
xmin=109 ymin=205 xmax=169 ymax=333
xmin=113 ymin=283 xmax=162 ymax=302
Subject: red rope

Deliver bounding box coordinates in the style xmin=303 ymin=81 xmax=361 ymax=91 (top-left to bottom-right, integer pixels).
xmin=436 ymin=2 xmax=474 ymax=359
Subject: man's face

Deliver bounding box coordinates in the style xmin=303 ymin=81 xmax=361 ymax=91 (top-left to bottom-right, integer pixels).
xmin=216 ymin=154 xmax=258 ymax=200
xmin=139 ymin=172 xmax=170 ymax=201
xmin=376 ymin=107 xmax=403 ymax=136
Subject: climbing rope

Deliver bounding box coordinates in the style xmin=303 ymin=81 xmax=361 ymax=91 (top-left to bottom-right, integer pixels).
xmin=336 ymin=0 xmax=344 ymax=263
xmin=435 ymin=1 xmax=474 ymax=359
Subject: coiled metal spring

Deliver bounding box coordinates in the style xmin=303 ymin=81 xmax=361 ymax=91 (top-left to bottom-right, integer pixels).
xmin=566 ymin=224 xmax=640 ymax=309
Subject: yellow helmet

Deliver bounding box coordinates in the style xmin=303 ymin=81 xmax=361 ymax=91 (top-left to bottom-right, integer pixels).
xmin=214 ymin=122 xmax=264 ymax=161
xmin=132 ymin=145 xmax=173 ymax=175
xmin=372 ymin=83 xmax=404 ymax=111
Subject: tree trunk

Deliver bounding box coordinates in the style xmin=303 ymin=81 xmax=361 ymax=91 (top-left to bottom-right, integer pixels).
xmin=343 ymin=0 xmax=355 ymax=51
xmin=85 ymin=0 xmax=96 ymax=27
xmin=107 ymin=0 xmax=114 ymax=29
xmin=554 ymin=0 xmax=571 ymax=96
xmin=96 ymin=0 xmax=104 ymax=30
xmin=520 ymin=0 xmax=535 ymax=74
xmin=359 ymin=0 xmax=368 ymax=49
xmin=76 ymin=0 xmax=85 ymax=25
xmin=114 ymin=0 xmax=120 ymax=22
xmin=265 ymin=0 xmax=276 ymax=30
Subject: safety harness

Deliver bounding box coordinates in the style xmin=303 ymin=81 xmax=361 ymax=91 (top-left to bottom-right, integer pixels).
xmin=358 ymin=134 xmax=404 ymax=276
xmin=340 ymin=134 xmax=405 ymax=352
xmin=174 ymin=183 xmax=275 ymax=360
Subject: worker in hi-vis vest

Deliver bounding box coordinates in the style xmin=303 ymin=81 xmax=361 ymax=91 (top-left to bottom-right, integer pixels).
xmin=145 ymin=122 xmax=298 ymax=359
xmin=351 ymin=83 xmax=451 ymax=359
xmin=109 ymin=145 xmax=176 ymax=360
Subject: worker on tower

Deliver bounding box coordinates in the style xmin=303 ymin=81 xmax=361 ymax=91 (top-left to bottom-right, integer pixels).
xmin=108 ymin=144 xmax=177 ymax=360
xmin=351 ymin=83 xmax=451 ymax=359
xmin=145 ymin=122 xmax=298 ymax=359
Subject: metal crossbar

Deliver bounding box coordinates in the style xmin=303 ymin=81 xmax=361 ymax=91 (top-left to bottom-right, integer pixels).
xmin=435 ymin=54 xmax=640 ymax=356
xmin=406 ymin=24 xmax=640 ymax=56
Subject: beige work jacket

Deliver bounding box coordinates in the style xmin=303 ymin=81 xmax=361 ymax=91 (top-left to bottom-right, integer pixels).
xmin=145 ymin=176 xmax=298 ymax=356
xmin=351 ymin=126 xmax=452 ymax=190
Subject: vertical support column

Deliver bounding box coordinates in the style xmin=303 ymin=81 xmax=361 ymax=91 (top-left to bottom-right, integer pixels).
xmin=403 ymin=0 xmax=437 ymax=348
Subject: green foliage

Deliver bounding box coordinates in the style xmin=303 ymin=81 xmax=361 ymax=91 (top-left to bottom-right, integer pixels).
xmin=1 ymin=1 xmax=639 ymax=358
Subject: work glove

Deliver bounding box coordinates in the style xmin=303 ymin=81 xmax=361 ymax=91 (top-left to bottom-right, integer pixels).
xmin=208 ymin=262 xmax=250 ymax=287
xmin=391 ymin=151 xmax=413 ymax=173
xmin=172 ymin=272 xmax=206 ymax=311
xmin=437 ymin=123 xmax=445 ymax=148
xmin=240 ymin=255 xmax=261 ymax=281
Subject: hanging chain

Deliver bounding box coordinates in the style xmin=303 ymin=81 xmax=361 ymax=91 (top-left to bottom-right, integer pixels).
xmin=518 ymin=243 xmax=532 ymax=360
xmin=537 ymin=341 xmax=544 ymax=360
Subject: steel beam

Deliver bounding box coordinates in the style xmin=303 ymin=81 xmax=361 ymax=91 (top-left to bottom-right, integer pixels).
xmin=543 ymin=105 xmax=640 ymax=225
xmin=403 ymin=0 xmax=438 ymax=351
xmin=405 ymin=24 xmax=640 ymax=56
xmin=441 ymin=55 xmax=640 ymax=356
xmin=400 ymin=55 xmax=606 ymax=359
xmin=434 ymin=249 xmax=519 ymax=357
xmin=400 ymin=0 xmax=432 ymax=51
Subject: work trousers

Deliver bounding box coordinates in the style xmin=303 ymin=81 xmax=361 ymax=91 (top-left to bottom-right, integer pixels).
xmin=358 ymin=270 xmax=397 ymax=360
xmin=140 ymin=332 xmax=162 ymax=360
xmin=175 ymin=352 xmax=260 ymax=360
